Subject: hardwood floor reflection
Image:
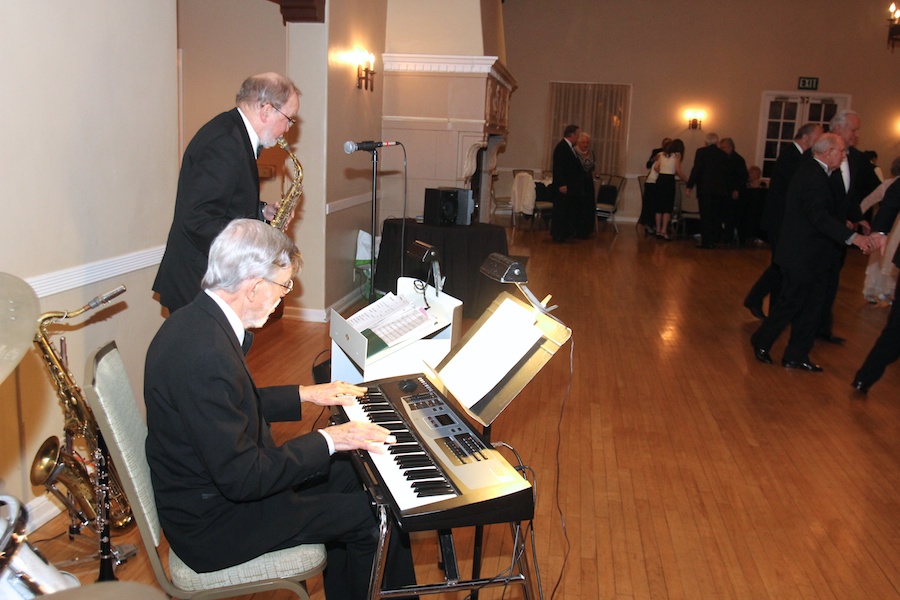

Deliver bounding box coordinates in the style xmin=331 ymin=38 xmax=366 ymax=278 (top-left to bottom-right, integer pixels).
xmin=35 ymin=223 xmax=900 ymax=599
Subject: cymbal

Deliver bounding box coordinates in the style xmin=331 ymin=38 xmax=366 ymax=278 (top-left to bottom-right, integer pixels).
xmin=0 ymin=272 xmax=38 ymax=385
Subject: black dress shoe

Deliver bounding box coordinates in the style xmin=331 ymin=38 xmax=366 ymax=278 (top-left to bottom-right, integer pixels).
xmin=782 ymin=359 xmax=823 ymax=372
xmin=743 ymin=300 xmax=766 ymax=320
xmin=753 ymin=347 xmax=773 ymax=364
xmin=816 ymin=333 xmax=845 ymax=344
xmin=851 ymin=380 xmax=870 ymax=394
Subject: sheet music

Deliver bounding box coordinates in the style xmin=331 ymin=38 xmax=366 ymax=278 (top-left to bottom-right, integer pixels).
xmin=437 ymin=298 xmax=543 ymax=408
xmin=346 ymin=293 xmax=409 ymax=331
xmin=369 ymin=304 xmax=434 ymax=347
xmin=347 ymin=292 xmax=440 ymax=350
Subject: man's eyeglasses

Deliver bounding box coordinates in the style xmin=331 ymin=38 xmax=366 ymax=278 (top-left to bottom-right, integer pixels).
xmin=264 ymin=278 xmax=294 ymax=294
xmin=270 ymin=105 xmax=296 ymax=128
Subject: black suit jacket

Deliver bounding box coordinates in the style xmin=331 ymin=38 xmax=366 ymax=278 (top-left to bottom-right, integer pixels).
xmin=841 ymin=146 xmax=882 ymax=208
xmin=153 ymin=109 xmax=263 ymax=313
xmin=723 ymin=151 xmax=749 ymax=197
xmin=551 ymin=139 xmax=585 ymax=200
xmin=144 ymin=292 xmax=330 ymax=572
xmin=775 ymin=158 xmax=856 ymax=275
xmin=761 ymin=143 xmax=805 ymax=238
xmin=872 ymin=177 xmax=900 ymax=268
xmin=686 ymin=143 xmax=728 ymax=196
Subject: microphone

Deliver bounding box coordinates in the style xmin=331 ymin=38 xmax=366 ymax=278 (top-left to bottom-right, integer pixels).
xmin=344 ymin=140 xmax=399 ymax=154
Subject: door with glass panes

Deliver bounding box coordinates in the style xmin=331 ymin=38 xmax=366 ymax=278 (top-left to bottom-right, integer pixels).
xmin=755 ymin=92 xmax=850 ymax=179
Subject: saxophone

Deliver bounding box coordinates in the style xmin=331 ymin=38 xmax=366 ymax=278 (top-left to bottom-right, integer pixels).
xmin=29 ymin=286 xmax=133 ymax=531
xmin=270 ymin=136 xmax=304 ymax=231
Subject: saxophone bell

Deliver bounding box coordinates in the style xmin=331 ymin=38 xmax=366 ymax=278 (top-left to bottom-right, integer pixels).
xmin=29 ymin=436 xmax=96 ymax=528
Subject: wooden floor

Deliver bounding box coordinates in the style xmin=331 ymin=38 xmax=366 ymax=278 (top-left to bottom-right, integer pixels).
xmin=34 ymin=221 xmax=900 ymax=599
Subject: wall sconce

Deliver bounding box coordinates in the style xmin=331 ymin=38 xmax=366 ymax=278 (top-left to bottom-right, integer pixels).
xmin=685 ymin=109 xmax=707 ymax=130
xmin=357 ymin=52 xmax=376 ymax=91
xmin=889 ymin=3 xmax=900 ymax=50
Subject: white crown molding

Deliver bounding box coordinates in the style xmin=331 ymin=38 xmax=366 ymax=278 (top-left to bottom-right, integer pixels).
xmin=383 ymin=53 xmax=499 ymax=74
xmin=382 ymin=53 xmax=516 ymax=92
xmin=25 ymin=247 xmax=165 ymax=299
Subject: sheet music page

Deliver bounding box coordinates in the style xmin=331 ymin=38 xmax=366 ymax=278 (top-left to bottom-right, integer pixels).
xmin=346 ymin=293 xmax=409 ymax=332
xmin=438 ymin=298 xmax=543 ymax=409
xmin=369 ymin=304 xmax=436 ymax=347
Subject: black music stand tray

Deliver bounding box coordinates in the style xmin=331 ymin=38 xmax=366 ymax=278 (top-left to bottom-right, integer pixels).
xmin=365 ymin=292 xmax=571 ymax=599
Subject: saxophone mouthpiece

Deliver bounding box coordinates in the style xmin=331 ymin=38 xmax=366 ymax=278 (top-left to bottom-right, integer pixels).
xmin=87 ymin=285 xmax=127 ymax=310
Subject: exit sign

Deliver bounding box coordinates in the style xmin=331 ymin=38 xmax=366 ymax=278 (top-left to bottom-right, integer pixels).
xmin=798 ymin=77 xmax=819 ymax=90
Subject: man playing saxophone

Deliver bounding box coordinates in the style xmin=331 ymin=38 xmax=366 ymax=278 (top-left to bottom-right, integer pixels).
xmin=153 ymin=72 xmax=300 ymax=314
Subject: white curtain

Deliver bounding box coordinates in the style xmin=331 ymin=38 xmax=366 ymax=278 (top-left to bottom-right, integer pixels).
xmin=542 ymin=82 xmax=632 ymax=176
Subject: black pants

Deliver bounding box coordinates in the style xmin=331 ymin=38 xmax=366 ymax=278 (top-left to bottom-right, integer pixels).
xmin=854 ymin=276 xmax=900 ymax=387
xmin=751 ymin=266 xmax=830 ymax=363
xmin=698 ymin=192 xmax=727 ymax=245
xmin=274 ymin=459 xmax=416 ymax=599
xmin=551 ymin=193 xmax=578 ymax=241
xmin=745 ymin=232 xmax=782 ymax=311
xmin=816 ymin=249 xmax=847 ymax=337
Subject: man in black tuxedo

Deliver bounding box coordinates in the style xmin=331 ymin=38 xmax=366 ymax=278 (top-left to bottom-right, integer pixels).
xmin=743 ymin=124 xmax=823 ymax=319
xmin=145 ymin=219 xmax=416 ymax=599
xmin=852 ymin=178 xmax=900 ymax=393
xmin=720 ymin=137 xmax=748 ymax=245
xmin=750 ymin=134 xmax=879 ymax=372
xmin=686 ymin=132 xmax=729 ymax=248
xmin=153 ymin=72 xmax=300 ymax=314
xmin=816 ymin=110 xmax=879 ymax=343
xmin=550 ymin=124 xmax=584 ymax=242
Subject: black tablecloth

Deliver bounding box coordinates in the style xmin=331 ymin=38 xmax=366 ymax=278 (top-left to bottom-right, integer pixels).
xmin=374 ymin=219 xmax=509 ymax=318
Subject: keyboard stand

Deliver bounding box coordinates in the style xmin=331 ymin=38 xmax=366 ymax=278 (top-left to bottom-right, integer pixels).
xmin=367 ymin=504 xmax=535 ymax=599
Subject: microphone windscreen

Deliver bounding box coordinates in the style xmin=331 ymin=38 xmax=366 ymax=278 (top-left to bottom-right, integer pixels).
xmin=343 ymin=141 xmax=356 ymax=154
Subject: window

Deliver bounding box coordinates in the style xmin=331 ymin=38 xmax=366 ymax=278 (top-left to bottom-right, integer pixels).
xmin=543 ymin=82 xmax=632 ymax=175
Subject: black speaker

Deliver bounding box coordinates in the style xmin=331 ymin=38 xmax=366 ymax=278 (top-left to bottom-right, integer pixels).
xmin=423 ymin=188 xmax=474 ymax=226
xmin=424 ymin=188 xmax=458 ymax=226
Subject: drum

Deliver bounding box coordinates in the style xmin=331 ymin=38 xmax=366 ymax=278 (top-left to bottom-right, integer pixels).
xmin=0 ymin=495 xmax=81 ymax=598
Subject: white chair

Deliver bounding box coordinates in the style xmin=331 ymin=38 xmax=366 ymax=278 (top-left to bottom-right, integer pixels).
xmin=85 ymin=342 xmax=326 ymax=600
xmin=512 ymin=171 xmax=553 ymax=230
xmin=673 ymin=181 xmax=700 ymax=239
xmin=490 ymin=171 xmax=515 ymax=225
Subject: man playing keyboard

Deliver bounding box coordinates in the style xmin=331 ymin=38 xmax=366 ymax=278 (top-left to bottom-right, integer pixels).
xmin=145 ymin=219 xmax=416 ymax=599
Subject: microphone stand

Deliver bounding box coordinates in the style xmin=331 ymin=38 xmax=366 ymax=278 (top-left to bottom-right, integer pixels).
xmin=368 ymin=149 xmax=378 ymax=303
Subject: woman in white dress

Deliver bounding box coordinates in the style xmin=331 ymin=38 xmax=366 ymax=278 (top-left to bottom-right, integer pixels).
xmin=860 ymin=157 xmax=900 ymax=305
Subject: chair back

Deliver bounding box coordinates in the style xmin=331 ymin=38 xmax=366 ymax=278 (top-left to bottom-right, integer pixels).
xmin=512 ymin=171 xmax=536 ymax=215
xmin=678 ymin=181 xmax=699 ymax=213
xmin=596 ymin=174 xmax=626 ymax=209
xmin=84 ymin=342 xmax=173 ymax=594
xmin=86 ymin=342 xmax=326 ymax=599
xmin=638 ymin=175 xmax=648 ymax=199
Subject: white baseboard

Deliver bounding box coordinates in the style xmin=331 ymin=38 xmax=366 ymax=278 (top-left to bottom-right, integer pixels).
xmin=25 ymin=495 xmax=63 ymax=535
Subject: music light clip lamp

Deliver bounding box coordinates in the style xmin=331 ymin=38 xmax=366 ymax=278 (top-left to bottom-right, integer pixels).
xmin=480 ymin=253 xmax=558 ymax=315
xmin=406 ymin=240 xmax=443 ymax=295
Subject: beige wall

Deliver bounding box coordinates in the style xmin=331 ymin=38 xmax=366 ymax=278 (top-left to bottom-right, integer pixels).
xmin=386 ymin=0 xmax=486 ymax=55
xmin=500 ymin=0 xmax=900 ymax=221
xmin=177 ymin=0 xmax=287 ymax=208
xmin=321 ymin=0 xmax=389 ymax=309
xmin=0 ymin=2 xmax=177 ymax=516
